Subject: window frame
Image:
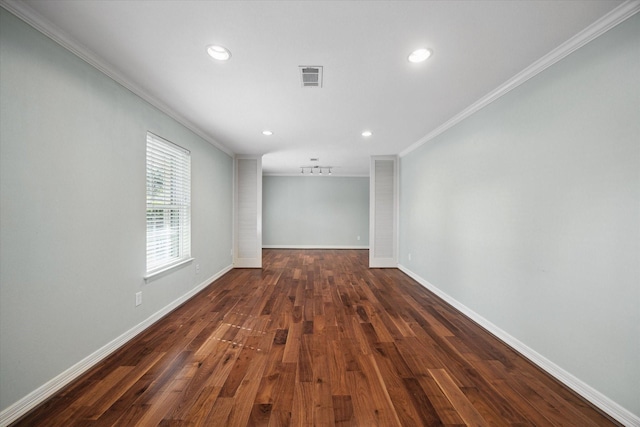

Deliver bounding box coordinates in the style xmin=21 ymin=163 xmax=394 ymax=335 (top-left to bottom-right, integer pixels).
xmin=145 ymin=132 xmax=192 ymax=279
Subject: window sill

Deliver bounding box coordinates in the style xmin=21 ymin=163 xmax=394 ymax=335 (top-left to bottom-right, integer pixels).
xmin=144 ymin=257 xmax=194 ymax=282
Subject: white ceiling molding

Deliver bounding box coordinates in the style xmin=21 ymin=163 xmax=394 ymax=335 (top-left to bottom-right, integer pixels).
xmin=399 ymin=0 xmax=640 ymax=158
xmin=0 ymin=0 xmax=235 ymax=157
xmin=262 ymin=173 xmax=369 ymax=178
xmin=2 ymin=0 xmax=634 ymax=171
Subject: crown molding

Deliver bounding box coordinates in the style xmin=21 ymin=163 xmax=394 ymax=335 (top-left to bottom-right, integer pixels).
xmin=262 ymin=173 xmax=369 ymax=178
xmin=4 ymin=0 xmax=636 ymax=163
xmin=263 ymin=245 xmax=368 ymax=249
xmin=0 ymin=0 xmax=234 ymax=157
xmin=400 ymin=0 xmax=640 ymax=158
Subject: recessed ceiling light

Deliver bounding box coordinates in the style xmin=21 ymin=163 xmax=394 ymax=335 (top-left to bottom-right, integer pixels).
xmin=262 ymin=130 xmax=273 ymax=136
xmin=207 ymin=45 xmax=231 ymax=61
xmin=408 ymin=48 xmax=432 ymax=63
xmin=362 ymin=130 xmax=373 ymax=137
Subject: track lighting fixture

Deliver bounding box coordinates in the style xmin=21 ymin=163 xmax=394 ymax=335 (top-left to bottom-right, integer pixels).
xmin=299 ymin=165 xmax=333 ymax=176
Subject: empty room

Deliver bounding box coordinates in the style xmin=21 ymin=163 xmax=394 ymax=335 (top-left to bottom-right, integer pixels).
xmin=0 ymin=1 xmax=638 ymax=426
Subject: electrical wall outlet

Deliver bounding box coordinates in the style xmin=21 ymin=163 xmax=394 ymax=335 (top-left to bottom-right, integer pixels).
xmin=408 ymin=253 xmax=412 ymax=261
xmin=135 ymin=292 xmax=142 ymax=307
xmin=195 ymin=264 xmax=200 ymax=274
xmin=357 ymin=235 xmax=361 ymax=241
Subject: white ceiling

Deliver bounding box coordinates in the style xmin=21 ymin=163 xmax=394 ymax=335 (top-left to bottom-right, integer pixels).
xmin=8 ymin=0 xmax=626 ymax=176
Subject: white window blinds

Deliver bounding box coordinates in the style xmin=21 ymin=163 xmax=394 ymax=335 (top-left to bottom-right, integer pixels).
xmin=146 ymin=132 xmax=191 ymax=276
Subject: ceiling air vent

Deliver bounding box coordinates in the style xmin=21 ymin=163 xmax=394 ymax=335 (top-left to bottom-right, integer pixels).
xmin=300 ymin=66 xmax=323 ymax=88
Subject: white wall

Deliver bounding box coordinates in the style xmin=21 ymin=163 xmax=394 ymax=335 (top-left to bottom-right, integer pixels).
xmin=263 ymin=176 xmax=369 ymax=248
xmin=399 ymin=13 xmax=639 ymax=419
xmin=0 ymin=8 xmax=233 ymax=413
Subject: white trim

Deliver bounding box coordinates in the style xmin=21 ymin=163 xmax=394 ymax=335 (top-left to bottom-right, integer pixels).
xmin=263 ymin=245 xmax=368 ymax=249
xmin=144 ymin=257 xmax=194 ymax=282
xmin=399 ymin=0 xmax=640 ymax=158
xmin=0 ymin=0 xmax=234 ymax=157
xmin=262 ymin=173 xmax=369 ymax=178
xmin=0 ymin=264 xmax=233 ymax=427
xmin=369 ymin=156 xmax=399 ymax=268
xmin=397 ymin=264 xmax=640 ymax=427
xmin=233 ymin=156 xmax=263 ymax=268
xmin=3 ymin=0 xmax=638 ymax=164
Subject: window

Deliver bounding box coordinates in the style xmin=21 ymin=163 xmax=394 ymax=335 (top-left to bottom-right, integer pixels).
xmin=146 ymin=132 xmax=191 ymax=277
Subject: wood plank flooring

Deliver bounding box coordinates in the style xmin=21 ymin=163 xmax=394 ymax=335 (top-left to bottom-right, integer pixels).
xmin=12 ymin=249 xmax=620 ymax=426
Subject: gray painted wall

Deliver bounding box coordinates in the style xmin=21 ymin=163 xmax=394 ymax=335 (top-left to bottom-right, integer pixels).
xmin=0 ymin=9 xmax=233 ymax=411
xmin=399 ymin=14 xmax=639 ymax=416
xmin=263 ymin=176 xmax=369 ymax=247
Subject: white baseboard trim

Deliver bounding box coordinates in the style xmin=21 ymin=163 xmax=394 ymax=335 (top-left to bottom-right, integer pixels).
xmin=397 ymin=264 xmax=640 ymax=427
xmin=263 ymin=245 xmax=369 ymax=249
xmin=0 ymin=264 xmax=233 ymax=427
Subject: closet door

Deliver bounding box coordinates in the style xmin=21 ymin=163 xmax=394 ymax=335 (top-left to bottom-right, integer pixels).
xmin=234 ymin=156 xmax=262 ymax=268
xmin=369 ymin=156 xmax=397 ymax=268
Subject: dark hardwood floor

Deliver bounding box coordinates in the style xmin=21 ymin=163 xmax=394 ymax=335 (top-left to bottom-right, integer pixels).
xmin=12 ymin=249 xmax=619 ymax=426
